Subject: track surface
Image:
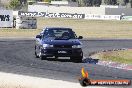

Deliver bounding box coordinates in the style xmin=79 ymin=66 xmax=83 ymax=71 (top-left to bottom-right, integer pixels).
xmin=0 ymin=39 xmax=132 ymax=83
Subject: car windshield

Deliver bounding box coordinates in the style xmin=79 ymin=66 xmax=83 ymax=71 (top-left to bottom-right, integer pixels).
xmin=43 ymin=28 xmax=77 ymax=39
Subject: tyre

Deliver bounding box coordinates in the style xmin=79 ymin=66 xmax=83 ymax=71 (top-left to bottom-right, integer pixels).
xmin=35 ymin=46 xmax=39 ymax=58
xmin=36 ymin=47 xmax=46 ymax=60
xmin=79 ymin=78 xmax=91 ymax=86
xmin=35 ymin=51 xmax=39 ymax=58
xmin=40 ymin=55 xmax=46 ymax=60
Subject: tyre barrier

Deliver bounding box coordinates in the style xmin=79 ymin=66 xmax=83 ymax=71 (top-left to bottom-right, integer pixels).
xmin=89 ymin=48 xmax=127 ymax=57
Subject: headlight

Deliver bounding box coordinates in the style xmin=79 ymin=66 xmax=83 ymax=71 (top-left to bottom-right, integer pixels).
xmin=72 ymin=45 xmax=82 ymax=48
xmin=43 ymin=44 xmax=53 ymax=48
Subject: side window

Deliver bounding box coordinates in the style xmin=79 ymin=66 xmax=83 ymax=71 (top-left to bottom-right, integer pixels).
xmin=43 ymin=30 xmax=55 ymax=38
xmin=42 ymin=30 xmax=48 ymax=38
xmin=70 ymin=30 xmax=77 ymax=39
xmin=40 ymin=29 xmax=45 ymax=36
xmin=73 ymin=31 xmax=77 ymax=38
xmin=40 ymin=28 xmax=49 ymax=38
xmin=39 ymin=32 xmax=43 ymax=39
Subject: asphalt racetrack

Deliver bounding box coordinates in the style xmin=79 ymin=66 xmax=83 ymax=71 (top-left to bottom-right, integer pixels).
xmin=0 ymin=39 xmax=132 ymax=83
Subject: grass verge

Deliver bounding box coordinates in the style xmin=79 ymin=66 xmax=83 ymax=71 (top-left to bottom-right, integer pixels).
xmin=93 ymin=49 xmax=132 ymax=64
xmin=0 ymin=29 xmax=41 ymax=38
xmin=0 ymin=72 xmax=82 ymax=88
xmin=0 ymin=18 xmax=132 ymax=39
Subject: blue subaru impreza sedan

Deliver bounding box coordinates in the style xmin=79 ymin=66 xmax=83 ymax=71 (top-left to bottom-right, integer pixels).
xmin=35 ymin=27 xmax=83 ymax=62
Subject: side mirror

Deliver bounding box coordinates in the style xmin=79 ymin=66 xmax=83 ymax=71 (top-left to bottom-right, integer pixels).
xmin=36 ymin=35 xmax=41 ymax=39
xmin=78 ymin=36 xmax=83 ymax=39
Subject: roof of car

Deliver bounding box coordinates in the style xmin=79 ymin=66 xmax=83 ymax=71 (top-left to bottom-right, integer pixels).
xmin=45 ymin=27 xmax=72 ymax=30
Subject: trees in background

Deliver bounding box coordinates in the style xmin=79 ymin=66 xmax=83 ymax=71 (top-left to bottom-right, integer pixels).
xmin=43 ymin=0 xmax=51 ymax=3
xmin=35 ymin=0 xmax=132 ymax=7
xmin=9 ymin=0 xmax=20 ymax=10
xmin=78 ymin=0 xmax=101 ymax=6
xmin=76 ymin=0 xmax=132 ymax=7
xmin=131 ymin=0 xmax=132 ymax=7
xmin=7 ymin=0 xmax=132 ymax=8
xmin=92 ymin=0 xmax=101 ymax=6
xmin=78 ymin=0 xmax=115 ymax=6
xmin=104 ymin=0 xmax=117 ymax=5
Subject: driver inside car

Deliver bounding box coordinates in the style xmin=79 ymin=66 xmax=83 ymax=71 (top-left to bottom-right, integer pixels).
xmin=44 ymin=30 xmax=56 ymax=38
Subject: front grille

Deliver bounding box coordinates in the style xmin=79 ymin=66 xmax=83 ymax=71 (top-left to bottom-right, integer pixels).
xmin=54 ymin=45 xmax=72 ymax=48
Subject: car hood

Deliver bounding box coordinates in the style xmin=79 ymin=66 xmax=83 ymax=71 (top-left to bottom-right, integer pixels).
xmin=42 ymin=38 xmax=81 ymax=45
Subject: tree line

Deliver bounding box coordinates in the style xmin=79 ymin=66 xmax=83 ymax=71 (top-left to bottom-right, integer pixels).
xmin=43 ymin=0 xmax=132 ymax=7
xmin=75 ymin=0 xmax=132 ymax=7
xmin=8 ymin=0 xmax=132 ymax=10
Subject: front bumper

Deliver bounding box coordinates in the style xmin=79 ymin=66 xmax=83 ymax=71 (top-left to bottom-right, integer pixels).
xmin=40 ymin=48 xmax=83 ymax=57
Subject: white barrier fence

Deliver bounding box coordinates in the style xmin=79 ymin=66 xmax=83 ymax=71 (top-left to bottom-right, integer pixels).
xmin=18 ymin=11 xmax=121 ymax=20
xmin=0 ymin=10 xmax=13 ymax=27
xmin=85 ymin=14 xmax=121 ymax=20
xmin=122 ymin=16 xmax=132 ymax=21
xmin=0 ymin=10 xmax=131 ymax=28
xmin=18 ymin=11 xmax=85 ymax=19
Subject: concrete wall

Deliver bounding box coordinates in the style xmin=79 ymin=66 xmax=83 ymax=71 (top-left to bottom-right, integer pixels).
xmin=105 ymin=8 xmax=132 ymax=16
xmin=28 ymin=5 xmax=132 ymax=16
xmin=28 ymin=5 xmax=106 ymax=15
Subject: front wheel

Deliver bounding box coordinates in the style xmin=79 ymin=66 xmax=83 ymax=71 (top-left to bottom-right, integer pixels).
xmin=40 ymin=56 xmax=46 ymax=60
xmin=35 ymin=51 xmax=39 ymax=58
xmin=35 ymin=46 xmax=39 ymax=58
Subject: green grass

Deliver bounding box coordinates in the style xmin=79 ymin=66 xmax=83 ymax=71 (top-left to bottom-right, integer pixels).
xmin=0 ymin=18 xmax=132 ymax=39
xmin=94 ymin=50 xmax=132 ymax=64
